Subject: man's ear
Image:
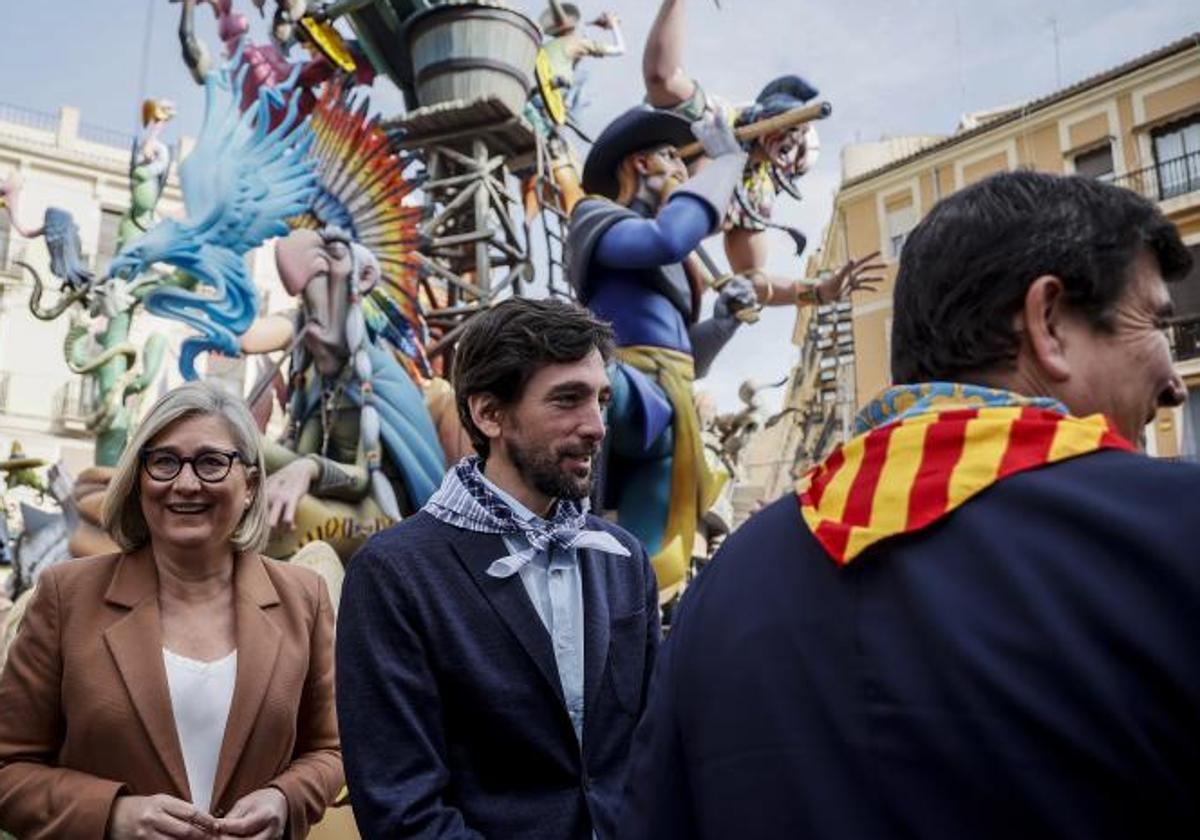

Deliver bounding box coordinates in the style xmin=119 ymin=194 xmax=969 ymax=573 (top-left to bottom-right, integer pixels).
xmin=353 ymin=245 xmax=380 ymax=295
xmin=1019 ymin=274 xmax=1071 ymax=382
xmin=467 ymin=392 xmax=504 ymax=442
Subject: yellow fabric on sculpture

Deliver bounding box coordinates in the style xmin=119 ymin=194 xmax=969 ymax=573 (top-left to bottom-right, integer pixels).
xmin=265 ymin=494 xmax=393 ymax=562
xmin=617 ymin=346 xmax=728 ymax=594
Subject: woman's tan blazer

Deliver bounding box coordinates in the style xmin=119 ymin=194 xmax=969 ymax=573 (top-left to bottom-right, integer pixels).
xmin=0 ymin=548 xmax=343 ymax=839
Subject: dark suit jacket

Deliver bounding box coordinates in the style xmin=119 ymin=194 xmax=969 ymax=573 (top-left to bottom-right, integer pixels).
xmin=337 ymin=510 xmax=659 ymax=839
xmin=622 ymin=450 xmax=1200 ymax=839
xmin=0 ymin=548 xmax=343 ymax=840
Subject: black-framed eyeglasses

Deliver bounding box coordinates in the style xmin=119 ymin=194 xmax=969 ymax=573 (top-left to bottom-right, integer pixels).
xmin=140 ymin=448 xmax=249 ymax=483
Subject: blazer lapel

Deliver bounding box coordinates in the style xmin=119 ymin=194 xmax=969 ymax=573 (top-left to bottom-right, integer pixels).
xmin=102 ymin=548 xmax=191 ymax=800
xmin=580 ymin=548 xmax=611 ymax=725
xmin=451 ymin=529 xmax=566 ymax=706
xmin=211 ymin=553 xmax=282 ymax=809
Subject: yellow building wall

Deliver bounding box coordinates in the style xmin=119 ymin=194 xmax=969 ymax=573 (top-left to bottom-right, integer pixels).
xmin=918 ymin=171 xmax=937 ymax=214
xmin=1021 ymin=122 xmax=1064 ymax=171
xmin=883 ymin=188 xmax=914 ymax=213
xmin=853 ymin=307 xmax=892 ymax=408
xmin=1067 ymin=113 xmax=1110 ymax=150
xmin=1145 ymin=76 xmax=1200 ymax=124
xmin=961 ymin=151 xmax=1009 ymax=185
xmin=841 ymin=194 xmax=881 ymax=258
xmin=934 ymin=164 xmax=954 ymax=199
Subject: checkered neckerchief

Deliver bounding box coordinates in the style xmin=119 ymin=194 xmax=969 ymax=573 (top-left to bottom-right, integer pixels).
xmin=423 ymin=456 xmax=630 ymax=578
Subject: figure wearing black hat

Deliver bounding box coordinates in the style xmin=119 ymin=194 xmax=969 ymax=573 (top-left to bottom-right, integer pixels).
xmin=643 ymin=0 xmax=883 ymax=308
xmin=566 ymin=106 xmax=757 ymax=598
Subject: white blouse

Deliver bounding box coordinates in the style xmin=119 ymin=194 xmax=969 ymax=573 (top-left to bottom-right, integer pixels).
xmin=163 ymin=647 xmax=238 ymax=814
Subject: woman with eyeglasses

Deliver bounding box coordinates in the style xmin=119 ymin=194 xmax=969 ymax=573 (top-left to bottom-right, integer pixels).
xmin=0 ymin=382 xmax=343 ymax=840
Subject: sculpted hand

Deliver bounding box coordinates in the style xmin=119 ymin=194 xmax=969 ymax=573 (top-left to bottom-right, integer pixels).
xmin=690 ymin=111 xmax=742 ymax=159
xmin=107 ymin=794 xmax=219 ymax=840
xmin=266 ymin=457 xmax=317 ymax=530
xmin=591 ymin=11 xmax=619 ymax=28
xmin=714 ymin=276 xmax=759 ymax=323
xmin=216 ymin=787 xmax=288 ymax=839
xmin=816 ymin=251 xmax=885 ymax=303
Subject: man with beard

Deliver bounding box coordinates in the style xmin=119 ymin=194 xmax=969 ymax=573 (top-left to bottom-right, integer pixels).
xmin=336 ymin=297 xmax=659 ymax=839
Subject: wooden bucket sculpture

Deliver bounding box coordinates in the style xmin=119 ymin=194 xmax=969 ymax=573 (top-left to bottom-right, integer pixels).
xmin=405 ymin=0 xmax=541 ymax=115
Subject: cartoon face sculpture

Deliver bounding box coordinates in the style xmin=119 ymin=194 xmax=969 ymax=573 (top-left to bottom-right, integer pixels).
xmin=275 ymin=227 xmax=378 ymax=378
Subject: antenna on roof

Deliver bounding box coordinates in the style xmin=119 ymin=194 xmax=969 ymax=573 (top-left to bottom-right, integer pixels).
xmin=1046 ymin=15 xmax=1063 ymax=89
xmin=953 ymin=3 xmax=966 ymax=115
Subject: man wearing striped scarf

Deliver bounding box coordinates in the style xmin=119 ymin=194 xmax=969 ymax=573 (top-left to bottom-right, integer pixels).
xmin=622 ymin=171 xmax=1200 ymax=839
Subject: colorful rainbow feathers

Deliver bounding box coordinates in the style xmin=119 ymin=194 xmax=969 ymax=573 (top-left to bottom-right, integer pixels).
xmin=295 ymin=81 xmax=429 ymax=378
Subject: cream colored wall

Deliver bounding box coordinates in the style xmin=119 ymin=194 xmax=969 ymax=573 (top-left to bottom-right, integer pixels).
xmin=1144 ymin=74 xmax=1200 ymax=124
xmin=852 ymin=307 xmax=892 ymax=408
xmin=841 ymin=194 xmax=881 ymax=257
xmin=1021 ymin=122 xmax=1064 ymax=172
xmin=1067 ymin=112 xmax=1109 ymax=150
xmin=961 ymin=151 xmax=1009 ymax=186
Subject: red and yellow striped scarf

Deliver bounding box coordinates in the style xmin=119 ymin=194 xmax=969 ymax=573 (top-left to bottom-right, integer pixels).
xmin=797 ymin=406 xmax=1132 ymax=565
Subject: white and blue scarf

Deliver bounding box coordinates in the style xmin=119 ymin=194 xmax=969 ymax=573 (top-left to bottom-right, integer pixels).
xmin=424 ymin=456 xmax=630 ymax=578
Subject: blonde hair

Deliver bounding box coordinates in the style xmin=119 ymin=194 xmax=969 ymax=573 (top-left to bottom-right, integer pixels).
xmin=101 ymin=381 xmax=269 ymax=553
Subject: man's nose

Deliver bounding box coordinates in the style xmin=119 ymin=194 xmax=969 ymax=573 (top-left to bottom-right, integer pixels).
xmin=580 ymin=400 xmax=607 ymax=440
xmin=1161 ymin=372 xmax=1188 ymax=409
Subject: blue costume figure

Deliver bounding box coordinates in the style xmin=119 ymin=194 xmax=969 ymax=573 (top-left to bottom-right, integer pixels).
xmin=566 ymin=107 xmax=756 ymax=597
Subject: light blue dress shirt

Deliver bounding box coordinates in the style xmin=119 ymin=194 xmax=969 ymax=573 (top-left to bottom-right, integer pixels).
xmin=479 ymin=475 xmax=587 ymax=743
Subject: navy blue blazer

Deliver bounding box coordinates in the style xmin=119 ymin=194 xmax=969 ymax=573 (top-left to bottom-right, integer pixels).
xmin=621 ymin=450 xmax=1200 ymax=839
xmin=337 ymin=510 xmax=659 ymax=839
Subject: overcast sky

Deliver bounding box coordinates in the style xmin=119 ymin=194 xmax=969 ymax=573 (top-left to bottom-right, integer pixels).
xmin=2 ymin=1 xmax=1197 ymax=410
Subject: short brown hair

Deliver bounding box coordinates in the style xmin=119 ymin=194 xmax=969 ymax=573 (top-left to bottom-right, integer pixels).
xmin=453 ymin=298 xmax=615 ymax=459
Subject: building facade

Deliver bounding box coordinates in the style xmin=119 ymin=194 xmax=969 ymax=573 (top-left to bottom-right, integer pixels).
xmin=742 ymin=33 xmax=1200 ymax=505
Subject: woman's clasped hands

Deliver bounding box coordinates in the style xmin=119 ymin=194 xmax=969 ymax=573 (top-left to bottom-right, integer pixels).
xmin=108 ymin=787 xmax=287 ymax=840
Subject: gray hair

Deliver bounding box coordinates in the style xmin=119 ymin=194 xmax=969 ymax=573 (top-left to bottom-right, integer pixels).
xmin=101 ymin=381 xmax=269 ymax=553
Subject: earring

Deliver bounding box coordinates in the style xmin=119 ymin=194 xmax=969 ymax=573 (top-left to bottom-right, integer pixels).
xmin=244 ymin=497 xmax=253 ymax=508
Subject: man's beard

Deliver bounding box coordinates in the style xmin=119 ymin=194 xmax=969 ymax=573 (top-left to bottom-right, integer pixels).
xmin=507 ymin=436 xmax=599 ymax=502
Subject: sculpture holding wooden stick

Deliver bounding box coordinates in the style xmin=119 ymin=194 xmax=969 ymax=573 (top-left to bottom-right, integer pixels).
xmin=643 ymin=0 xmax=883 ymax=309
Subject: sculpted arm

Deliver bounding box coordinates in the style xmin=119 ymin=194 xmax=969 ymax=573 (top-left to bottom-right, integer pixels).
xmin=593 ymin=196 xmax=716 ymax=269
xmin=240 ymin=313 xmax=297 ymax=354
xmin=642 ymin=0 xmax=698 ymax=109
xmin=263 ymin=436 xmax=371 ymax=530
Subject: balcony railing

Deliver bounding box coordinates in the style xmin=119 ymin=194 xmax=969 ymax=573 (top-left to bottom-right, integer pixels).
xmin=1114 ymin=150 xmax=1200 ymax=202
xmin=0 ymin=102 xmax=58 ymax=134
